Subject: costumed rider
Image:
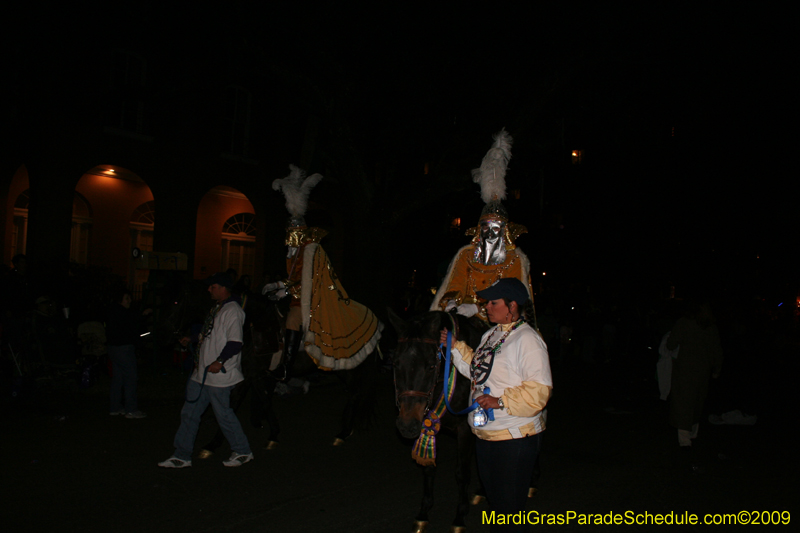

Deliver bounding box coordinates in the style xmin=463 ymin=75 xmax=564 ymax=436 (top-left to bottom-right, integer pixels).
xmin=263 ymin=165 xmax=383 ymax=376
xmin=431 ymin=128 xmax=535 ymax=326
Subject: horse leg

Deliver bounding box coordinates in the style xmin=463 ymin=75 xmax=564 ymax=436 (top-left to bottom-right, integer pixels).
xmin=472 ymin=479 xmax=487 ymax=505
xmin=256 ymin=374 xmax=281 ymax=449
xmin=333 ymin=352 xmax=378 ymax=445
xmin=451 ymin=421 xmax=474 ymax=532
xmin=249 ymin=378 xmax=265 ymax=429
xmin=198 ymin=378 xmax=248 ymax=458
xmin=198 ymin=428 xmax=225 ymax=459
xmin=413 ymin=464 xmax=436 ymax=533
xmin=263 ymin=395 xmax=281 ymax=449
xmin=333 ymin=370 xmax=355 ymax=445
xmin=274 ymin=328 xmax=302 ymax=381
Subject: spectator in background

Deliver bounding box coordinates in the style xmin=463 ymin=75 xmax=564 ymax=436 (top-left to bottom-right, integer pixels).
xmin=2 ymin=255 xmax=33 ymax=348
xmin=666 ymin=297 xmax=723 ymax=449
xmin=107 ymin=289 xmax=151 ymax=419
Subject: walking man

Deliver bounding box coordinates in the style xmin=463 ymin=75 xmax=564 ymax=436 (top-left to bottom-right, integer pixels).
xmin=159 ymin=272 xmax=253 ymax=468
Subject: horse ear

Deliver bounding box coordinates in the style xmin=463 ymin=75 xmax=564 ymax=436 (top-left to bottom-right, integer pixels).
xmin=421 ymin=311 xmax=444 ymax=339
xmin=386 ymin=307 xmax=407 ymax=336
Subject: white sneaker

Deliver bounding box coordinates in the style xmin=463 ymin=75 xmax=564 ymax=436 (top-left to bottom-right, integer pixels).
xmin=223 ymin=452 xmax=253 ymax=467
xmin=158 ymin=456 xmax=191 ymax=468
xmin=125 ymin=410 xmax=147 ymax=419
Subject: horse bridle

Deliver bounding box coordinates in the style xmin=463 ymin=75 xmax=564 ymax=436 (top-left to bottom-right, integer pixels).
xmin=394 ymin=337 xmax=442 ymax=415
xmin=394 ymin=314 xmax=459 ymax=415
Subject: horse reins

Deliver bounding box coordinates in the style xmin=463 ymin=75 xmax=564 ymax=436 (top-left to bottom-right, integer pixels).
xmin=394 ymin=314 xmax=459 ymax=415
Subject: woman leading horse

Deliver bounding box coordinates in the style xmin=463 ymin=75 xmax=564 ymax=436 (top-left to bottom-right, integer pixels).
xmin=441 ymin=278 xmax=552 ymax=532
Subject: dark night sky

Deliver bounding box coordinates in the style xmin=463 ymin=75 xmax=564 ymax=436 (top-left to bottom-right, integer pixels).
xmin=292 ymin=4 xmax=797 ymax=297
xmin=9 ymin=3 xmax=797 ymax=300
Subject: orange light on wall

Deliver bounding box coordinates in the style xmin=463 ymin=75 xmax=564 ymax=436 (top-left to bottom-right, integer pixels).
xmin=571 ymin=150 xmax=582 ymax=164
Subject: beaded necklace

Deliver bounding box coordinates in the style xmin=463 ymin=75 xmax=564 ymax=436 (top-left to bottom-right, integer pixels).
xmin=470 ymin=318 xmax=525 ymax=387
xmin=194 ymin=302 xmax=222 ymax=364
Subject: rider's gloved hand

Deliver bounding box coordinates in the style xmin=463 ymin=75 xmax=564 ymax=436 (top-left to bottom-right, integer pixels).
xmin=456 ymin=303 xmax=479 ymax=317
xmin=268 ymin=288 xmax=288 ymax=301
xmin=262 ymin=281 xmax=286 ymax=296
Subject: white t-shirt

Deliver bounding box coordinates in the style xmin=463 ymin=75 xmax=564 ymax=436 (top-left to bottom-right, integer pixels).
xmin=453 ymin=322 xmax=552 ymax=437
xmin=191 ymin=301 xmax=245 ymax=387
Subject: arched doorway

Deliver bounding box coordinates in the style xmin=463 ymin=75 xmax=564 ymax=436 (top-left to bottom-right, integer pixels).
xmin=74 ymin=165 xmax=154 ymax=286
xmin=194 ymin=186 xmax=256 ymax=281
xmin=11 ymin=189 xmax=94 ymax=264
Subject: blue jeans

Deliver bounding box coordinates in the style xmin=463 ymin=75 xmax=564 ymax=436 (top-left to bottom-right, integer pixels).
xmin=173 ymin=379 xmax=251 ymax=461
xmin=109 ymin=345 xmax=138 ymax=413
xmin=476 ymin=433 xmax=543 ymax=532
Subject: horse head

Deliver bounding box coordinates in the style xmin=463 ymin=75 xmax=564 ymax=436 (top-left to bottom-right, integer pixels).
xmin=389 ymin=309 xmax=455 ymax=439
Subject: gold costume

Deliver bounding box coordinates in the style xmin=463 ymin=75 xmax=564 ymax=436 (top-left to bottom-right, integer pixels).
xmin=431 ymin=243 xmax=533 ymax=322
xmin=291 ymin=243 xmax=382 ymax=370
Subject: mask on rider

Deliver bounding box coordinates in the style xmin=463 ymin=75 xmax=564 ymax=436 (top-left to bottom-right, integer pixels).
xmin=474 ymin=219 xmax=506 ymax=265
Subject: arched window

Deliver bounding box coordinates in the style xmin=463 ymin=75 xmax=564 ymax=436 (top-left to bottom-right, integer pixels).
xmin=221 ymin=213 xmax=256 ymax=281
xmin=130 ymin=201 xmax=155 ymax=246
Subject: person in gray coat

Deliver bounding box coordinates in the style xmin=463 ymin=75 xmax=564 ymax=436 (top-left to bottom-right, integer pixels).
xmin=666 ymin=298 xmax=723 ymax=447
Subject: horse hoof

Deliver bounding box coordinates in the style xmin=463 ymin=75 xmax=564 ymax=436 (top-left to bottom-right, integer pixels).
xmin=264 ymin=441 xmax=279 ymax=450
xmin=450 ymin=526 xmax=467 ymax=533
xmin=411 ymin=520 xmax=428 ymax=533
xmin=471 ymin=494 xmax=485 ymax=505
xmin=528 ymin=487 xmax=538 ymax=498
xmin=197 ymin=449 xmax=213 ymax=459
xmin=332 ymin=438 xmax=346 ymax=447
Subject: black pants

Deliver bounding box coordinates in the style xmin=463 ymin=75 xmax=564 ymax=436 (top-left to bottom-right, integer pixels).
xmin=476 ymin=433 xmax=542 ymax=532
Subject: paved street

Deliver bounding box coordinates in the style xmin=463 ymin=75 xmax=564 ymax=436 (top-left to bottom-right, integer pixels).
xmin=5 ymin=355 xmax=798 ymax=532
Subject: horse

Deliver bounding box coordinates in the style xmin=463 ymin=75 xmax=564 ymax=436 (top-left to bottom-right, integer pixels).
xmin=166 ymin=284 xmax=381 ymax=457
xmin=390 ymin=309 xmax=543 ymax=532
xmin=246 ymin=302 xmax=382 ymax=447
xmin=389 ymin=309 xmax=484 ymax=533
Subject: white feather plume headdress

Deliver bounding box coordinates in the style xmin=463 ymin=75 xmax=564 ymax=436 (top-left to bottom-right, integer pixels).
xmin=272 ymin=164 xmax=323 ymax=219
xmin=471 ymin=128 xmax=512 ymax=204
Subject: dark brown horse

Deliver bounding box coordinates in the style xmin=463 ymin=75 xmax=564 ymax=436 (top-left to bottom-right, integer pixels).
xmin=389 ymin=310 xmax=484 ymax=533
xmin=390 ymin=309 xmax=543 ymax=532
xmin=193 ymin=292 xmax=381 ymax=456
